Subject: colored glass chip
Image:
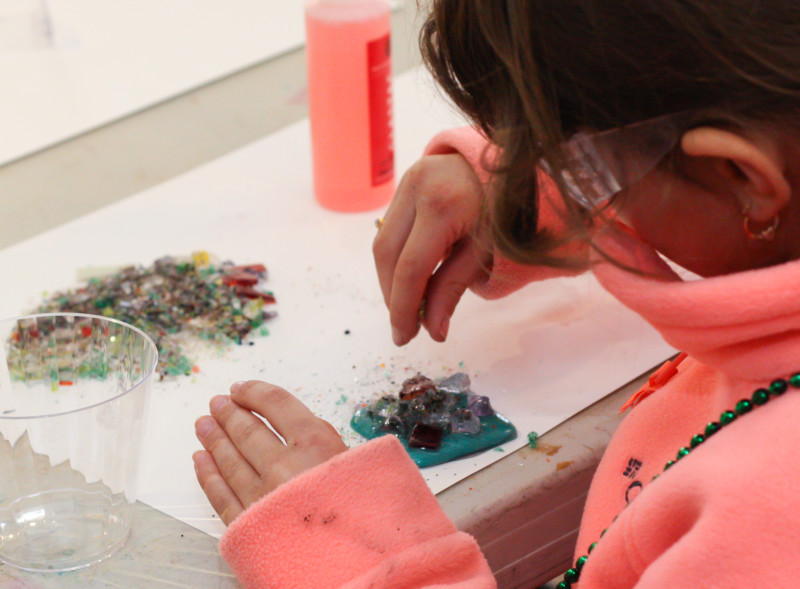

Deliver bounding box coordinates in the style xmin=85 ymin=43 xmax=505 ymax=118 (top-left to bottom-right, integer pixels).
xmin=408 ymin=423 xmax=444 ymax=450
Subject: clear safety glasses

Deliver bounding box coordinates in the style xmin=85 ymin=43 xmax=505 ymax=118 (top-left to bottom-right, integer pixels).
xmin=541 ymin=112 xmax=696 ymax=210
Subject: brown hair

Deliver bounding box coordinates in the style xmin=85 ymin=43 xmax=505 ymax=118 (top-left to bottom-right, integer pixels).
xmin=420 ymin=1 xmax=800 ymax=267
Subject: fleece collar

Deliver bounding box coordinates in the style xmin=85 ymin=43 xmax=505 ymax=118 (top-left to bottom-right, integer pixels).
xmin=591 ymin=226 xmax=800 ymax=382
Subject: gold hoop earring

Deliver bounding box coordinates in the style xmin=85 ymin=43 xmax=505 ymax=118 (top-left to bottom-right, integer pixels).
xmin=743 ymin=215 xmax=779 ymax=241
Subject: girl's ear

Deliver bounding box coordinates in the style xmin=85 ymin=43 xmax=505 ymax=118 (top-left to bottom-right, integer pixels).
xmin=680 ymin=126 xmax=791 ymax=223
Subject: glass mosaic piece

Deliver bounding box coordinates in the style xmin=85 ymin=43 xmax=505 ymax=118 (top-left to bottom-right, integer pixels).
xmin=351 ymin=372 xmax=517 ymax=467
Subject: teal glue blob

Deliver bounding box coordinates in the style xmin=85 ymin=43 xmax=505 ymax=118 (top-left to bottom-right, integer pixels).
xmin=350 ymin=373 xmax=517 ymax=468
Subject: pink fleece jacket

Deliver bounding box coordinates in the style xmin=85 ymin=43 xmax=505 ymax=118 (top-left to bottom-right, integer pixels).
xmin=220 ymin=127 xmax=800 ymax=588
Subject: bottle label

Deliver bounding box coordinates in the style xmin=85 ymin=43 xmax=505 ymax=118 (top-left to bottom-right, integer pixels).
xmin=367 ymin=34 xmax=394 ymax=187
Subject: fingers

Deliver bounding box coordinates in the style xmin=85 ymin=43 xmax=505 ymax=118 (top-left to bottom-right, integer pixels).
xmin=193 ymin=450 xmax=244 ymax=526
xmin=194 ymin=381 xmax=349 ymax=518
xmin=423 ymin=239 xmax=491 ymax=341
xmin=374 ymin=170 xmax=417 ymax=308
xmin=387 ymin=213 xmax=459 ymax=345
xmin=205 ymin=393 xmax=285 ymax=474
xmin=194 ymin=412 xmax=263 ymax=508
xmin=373 ymin=153 xmax=486 ymax=346
xmin=229 ymin=381 xmax=346 ymax=459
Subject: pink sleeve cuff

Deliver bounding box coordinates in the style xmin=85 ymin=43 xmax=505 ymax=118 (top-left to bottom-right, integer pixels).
xmin=424 ymin=127 xmax=587 ymax=300
xmin=219 ymin=435 xmax=493 ymax=588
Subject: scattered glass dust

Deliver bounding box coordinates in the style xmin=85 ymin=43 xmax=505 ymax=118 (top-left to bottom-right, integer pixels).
xmin=27 ymin=252 xmax=277 ymax=379
xmin=351 ymin=372 xmax=516 ymax=468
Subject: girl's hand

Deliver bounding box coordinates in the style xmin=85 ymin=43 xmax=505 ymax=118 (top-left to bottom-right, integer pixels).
xmin=193 ymin=380 xmax=347 ymax=525
xmin=373 ymin=153 xmax=492 ymax=346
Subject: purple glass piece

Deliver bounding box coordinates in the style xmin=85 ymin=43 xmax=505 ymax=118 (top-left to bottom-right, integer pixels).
xmin=467 ymin=394 xmax=493 ymax=417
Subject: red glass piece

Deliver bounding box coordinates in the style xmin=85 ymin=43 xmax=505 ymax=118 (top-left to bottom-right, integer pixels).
xmin=234 ymin=286 xmax=276 ymax=303
xmin=408 ymin=423 xmax=443 ymax=450
xmin=222 ymin=273 xmax=259 ymax=287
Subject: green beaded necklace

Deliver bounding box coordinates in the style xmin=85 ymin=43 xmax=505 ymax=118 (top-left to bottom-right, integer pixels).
xmin=555 ymin=372 xmax=800 ymax=589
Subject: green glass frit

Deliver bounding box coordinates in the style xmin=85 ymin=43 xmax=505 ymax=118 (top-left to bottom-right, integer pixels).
xmin=791 ymin=373 xmax=800 ymax=388
xmin=735 ymin=399 xmax=753 ymax=415
xmin=720 ymin=410 xmax=737 ymax=425
xmin=564 ymin=568 xmax=579 ymax=583
xmin=677 ymin=447 xmax=690 ymax=459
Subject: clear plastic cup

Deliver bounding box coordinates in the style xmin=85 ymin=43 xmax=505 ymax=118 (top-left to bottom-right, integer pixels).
xmin=0 ymin=313 xmax=158 ymax=572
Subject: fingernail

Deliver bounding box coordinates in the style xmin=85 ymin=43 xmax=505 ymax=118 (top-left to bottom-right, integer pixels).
xmin=209 ymin=395 xmax=229 ymax=412
xmin=196 ymin=416 xmax=215 ymax=437
xmin=440 ymin=316 xmax=450 ymax=340
xmin=230 ymin=381 xmax=246 ymax=394
xmin=392 ymin=327 xmax=406 ymax=346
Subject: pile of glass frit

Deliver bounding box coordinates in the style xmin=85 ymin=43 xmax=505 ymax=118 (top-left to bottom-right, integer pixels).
xmin=32 ymin=252 xmax=276 ymax=378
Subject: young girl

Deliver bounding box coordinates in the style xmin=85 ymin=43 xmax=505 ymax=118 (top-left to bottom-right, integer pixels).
xmin=192 ymin=1 xmax=800 ymax=587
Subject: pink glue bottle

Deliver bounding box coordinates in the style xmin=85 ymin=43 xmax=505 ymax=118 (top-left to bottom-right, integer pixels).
xmin=305 ymin=0 xmax=395 ymax=212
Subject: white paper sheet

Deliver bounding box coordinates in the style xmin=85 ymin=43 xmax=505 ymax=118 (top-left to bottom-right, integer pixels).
xmin=0 ymin=67 xmax=676 ymax=537
xmin=0 ymin=0 xmax=396 ymax=166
